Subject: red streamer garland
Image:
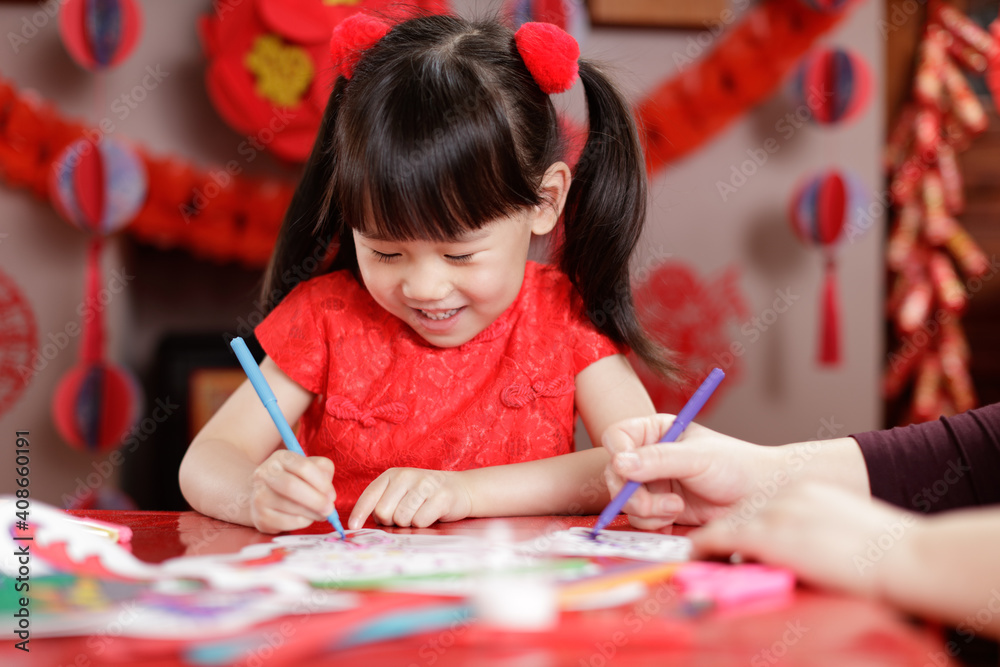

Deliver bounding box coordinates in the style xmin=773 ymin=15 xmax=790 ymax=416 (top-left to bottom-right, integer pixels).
xmin=0 ymin=0 xmax=858 ymax=267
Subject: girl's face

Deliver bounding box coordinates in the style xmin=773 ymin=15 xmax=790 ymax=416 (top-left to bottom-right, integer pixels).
xmin=353 ymin=210 xmax=538 ymax=348
xmin=352 ymin=162 xmax=569 ymax=348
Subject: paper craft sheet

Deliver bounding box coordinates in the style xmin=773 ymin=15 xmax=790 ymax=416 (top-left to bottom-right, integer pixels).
xmin=1 ymin=497 xmax=688 ymax=640
xmin=521 ymin=527 xmax=692 ymax=561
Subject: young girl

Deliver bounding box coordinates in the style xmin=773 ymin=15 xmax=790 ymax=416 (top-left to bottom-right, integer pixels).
xmin=179 ymin=11 xmax=674 ymax=534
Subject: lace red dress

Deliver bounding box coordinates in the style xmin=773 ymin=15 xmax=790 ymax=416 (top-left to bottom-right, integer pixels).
xmin=255 ymin=261 xmax=625 ymax=513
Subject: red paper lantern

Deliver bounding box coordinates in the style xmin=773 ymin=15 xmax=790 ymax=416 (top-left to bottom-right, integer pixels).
xmin=49 ymin=139 xmax=145 ymax=453
xmin=59 ymin=0 xmax=142 ymax=70
xmin=49 ymin=137 xmax=147 ymax=235
xmin=792 ymin=47 xmax=872 ymax=124
xmin=50 ymin=240 xmax=142 ymax=454
xmin=789 ymin=169 xmax=864 ymax=366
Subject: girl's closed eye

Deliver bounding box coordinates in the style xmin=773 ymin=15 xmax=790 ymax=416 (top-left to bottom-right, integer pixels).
xmin=445 ymin=254 xmax=474 ymax=263
xmin=371 ymin=250 xmax=400 ymax=263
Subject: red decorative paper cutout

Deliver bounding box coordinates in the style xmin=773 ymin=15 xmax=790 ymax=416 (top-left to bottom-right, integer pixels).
xmin=0 ymin=270 xmax=39 ymax=418
xmin=630 ymin=262 xmax=749 ymax=416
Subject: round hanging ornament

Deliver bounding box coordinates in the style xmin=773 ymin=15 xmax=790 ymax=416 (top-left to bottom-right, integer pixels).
xmin=49 ymin=137 xmax=147 ymax=235
xmin=789 ymin=169 xmax=865 ymax=366
xmin=59 ymin=0 xmax=142 ymax=70
xmin=50 ymin=240 xmax=143 ymax=454
xmin=791 ymin=46 xmax=872 ymax=125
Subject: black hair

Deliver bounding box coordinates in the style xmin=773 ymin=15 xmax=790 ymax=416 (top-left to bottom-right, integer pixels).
xmin=262 ymin=13 xmax=675 ymax=378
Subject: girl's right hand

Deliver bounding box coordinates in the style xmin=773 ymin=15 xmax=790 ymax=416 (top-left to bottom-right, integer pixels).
xmin=249 ymin=450 xmax=337 ymax=534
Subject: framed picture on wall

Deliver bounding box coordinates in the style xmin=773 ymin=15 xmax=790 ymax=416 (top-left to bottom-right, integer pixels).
xmin=588 ymin=0 xmax=730 ymax=28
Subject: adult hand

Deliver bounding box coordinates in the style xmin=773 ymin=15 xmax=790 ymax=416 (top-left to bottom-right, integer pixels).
xmin=249 ymin=450 xmax=337 ymax=534
xmin=691 ymin=481 xmax=920 ymax=599
xmin=602 ymin=415 xmax=781 ymax=529
xmin=349 ymin=468 xmax=474 ymax=529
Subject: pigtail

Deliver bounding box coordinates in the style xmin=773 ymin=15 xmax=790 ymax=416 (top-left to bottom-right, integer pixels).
xmin=561 ymin=60 xmax=677 ymax=379
xmin=260 ymin=76 xmax=353 ymax=312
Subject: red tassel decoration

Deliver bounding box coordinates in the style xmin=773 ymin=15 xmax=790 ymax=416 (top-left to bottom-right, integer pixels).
xmin=819 ymin=256 xmax=841 ymax=365
xmin=789 ymin=169 xmax=860 ymax=367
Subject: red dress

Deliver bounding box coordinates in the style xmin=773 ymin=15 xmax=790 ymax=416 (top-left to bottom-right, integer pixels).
xmin=255 ymin=261 xmax=625 ymax=513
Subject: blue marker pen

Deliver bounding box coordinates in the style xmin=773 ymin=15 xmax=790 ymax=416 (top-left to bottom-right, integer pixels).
xmin=230 ymin=336 xmax=346 ymax=539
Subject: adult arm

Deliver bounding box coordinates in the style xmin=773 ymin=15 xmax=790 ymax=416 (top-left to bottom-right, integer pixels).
xmin=602 ymin=415 xmax=871 ymax=527
xmin=691 ymin=482 xmax=1000 ymax=641
xmin=853 ymin=402 xmax=1000 ymax=512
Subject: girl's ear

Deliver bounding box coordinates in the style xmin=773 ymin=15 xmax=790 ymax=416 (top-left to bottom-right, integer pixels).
xmin=530 ymin=161 xmax=572 ymax=235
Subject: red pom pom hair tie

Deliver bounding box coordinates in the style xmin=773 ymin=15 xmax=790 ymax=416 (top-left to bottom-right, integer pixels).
xmin=514 ymin=22 xmax=580 ymax=94
xmin=329 ymin=13 xmax=392 ymax=80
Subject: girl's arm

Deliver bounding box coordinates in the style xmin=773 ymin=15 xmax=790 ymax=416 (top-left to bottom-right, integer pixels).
xmin=348 ymin=354 xmax=655 ymax=527
xmin=178 ymin=357 xmax=334 ymax=532
xmin=467 ymin=353 xmax=657 ymax=515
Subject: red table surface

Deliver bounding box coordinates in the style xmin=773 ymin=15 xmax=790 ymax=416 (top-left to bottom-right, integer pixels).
xmin=12 ymin=510 xmax=953 ymax=666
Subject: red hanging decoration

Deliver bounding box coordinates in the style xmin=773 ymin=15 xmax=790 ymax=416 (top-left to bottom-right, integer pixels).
xmin=883 ymin=2 xmax=996 ymax=424
xmin=637 ymin=0 xmax=857 ymax=173
xmin=791 ymin=46 xmax=873 ymax=124
xmin=48 ymin=138 xmax=145 ymax=453
xmin=51 ymin=238 xmax=143 ymax=453
xmin=59 ymin=0 xmax=142 ymax=70
xmin=0 ymin=0 xmax=861 ymax=269
xmin=0 ymin=271 xmax=38 ymax=419
xmin=789 ymin=170 xmax=864 ymax=366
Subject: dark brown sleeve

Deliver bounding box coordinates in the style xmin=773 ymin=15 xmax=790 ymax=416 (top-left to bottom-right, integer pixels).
xmin=851 ymin=403 xmax=1000 ymax=513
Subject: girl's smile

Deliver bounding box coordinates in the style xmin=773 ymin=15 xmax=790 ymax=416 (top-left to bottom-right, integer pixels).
xmin=412 ymin=306 xmax=466 ymax=331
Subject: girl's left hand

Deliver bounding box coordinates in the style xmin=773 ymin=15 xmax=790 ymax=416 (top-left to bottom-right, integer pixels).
xmin=348 ymin=468 xmax=474 ymax=529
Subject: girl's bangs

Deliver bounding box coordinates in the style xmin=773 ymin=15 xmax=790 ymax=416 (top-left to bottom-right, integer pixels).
xmin=335 ymin=64 xmax=539 ymax=241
